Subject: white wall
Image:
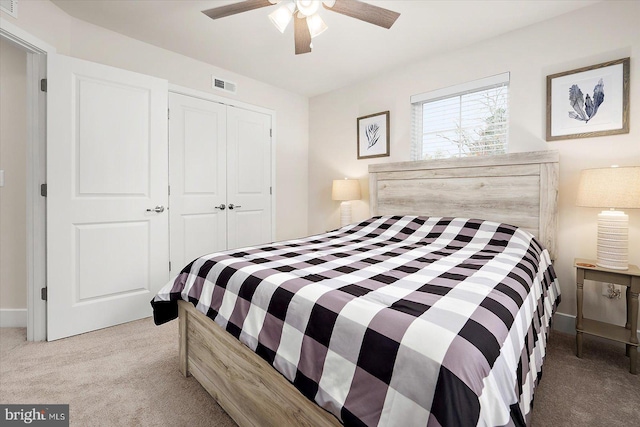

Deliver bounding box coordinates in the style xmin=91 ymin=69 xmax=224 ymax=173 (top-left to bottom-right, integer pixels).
xmin=0 ymin=38 xmax=27 ymax=310
xmin=308 ymin=1 xmax=640 ymax=326
xmin=1 ymin=0 xmax=309 ymax=243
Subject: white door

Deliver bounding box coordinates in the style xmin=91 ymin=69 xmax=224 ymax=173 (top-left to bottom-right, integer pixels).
xmin=169 ymin=93 xmax=227 ymax=270
xmin=47 ymin=54 xmax=169 ymax=340
xmin=227 ymin=106 xmax=272 ymax=250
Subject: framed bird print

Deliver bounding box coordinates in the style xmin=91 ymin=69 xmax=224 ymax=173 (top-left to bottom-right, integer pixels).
xmin=546 ymin=57 xmax=629 ymax=141
xmin=357 ymin=111 xmax=390 ymax=159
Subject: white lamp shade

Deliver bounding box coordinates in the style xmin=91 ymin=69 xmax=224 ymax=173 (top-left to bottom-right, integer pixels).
xmin=269 ymin=3 xmax=295 ymax=33
xmin=306 ymin=14 xmax=328 ymax=38
xmin=576 ymin=166 xmax=640 ymax=209
xmin=332 ymin=179 xmax=361 ymax=201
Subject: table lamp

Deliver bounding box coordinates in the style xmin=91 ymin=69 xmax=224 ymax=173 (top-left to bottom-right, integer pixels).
xmin=332 ymin=178 xmax=361 ymax=227
xmin=576 ymin=166 xmax=640 ymax=270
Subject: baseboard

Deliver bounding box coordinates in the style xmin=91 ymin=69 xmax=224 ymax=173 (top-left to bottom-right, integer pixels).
xmin=552 ymin=312 xmax=576 ymax=335
xmin=0 ymin=309 xmax=27 ymax=327
xmin=552 ymin=312 xmax=640 ymax=347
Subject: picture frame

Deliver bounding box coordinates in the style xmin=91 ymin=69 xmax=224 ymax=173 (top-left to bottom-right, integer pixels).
xmin=357 ymin=111 xmax=390 ymax=159
xmin=546 ymin=57 xmax=629 ymax=141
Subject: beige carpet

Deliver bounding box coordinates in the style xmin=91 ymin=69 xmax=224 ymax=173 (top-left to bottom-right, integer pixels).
xmin=0 ymin=319 xmax=235 ymax=427
xmin=1 ymin=319 xmax=638 ymax=426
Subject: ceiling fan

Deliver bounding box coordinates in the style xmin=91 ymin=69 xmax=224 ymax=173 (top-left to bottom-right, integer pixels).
xmin=202 ymin=0 xmax=401 ymax=55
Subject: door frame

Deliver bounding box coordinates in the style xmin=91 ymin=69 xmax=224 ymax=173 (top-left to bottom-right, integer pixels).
xmin=0 ymin=18 xmax=55 ymax=341
xmin=169 ymin=84 xmax=277 ymax=242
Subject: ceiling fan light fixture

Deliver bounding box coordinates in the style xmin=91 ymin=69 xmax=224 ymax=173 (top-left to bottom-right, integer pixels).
xmin=306 ymin=14 xmax=328 ymax=38
xmin=268 ymin=2 xmax=296 ymax=33
xmin=201 ymin=0 xmax=400 ymax=55
xmin=296 ymin=0 xmax=320 ymax=17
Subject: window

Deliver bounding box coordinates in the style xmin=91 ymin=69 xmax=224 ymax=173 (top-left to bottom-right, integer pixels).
xmin=411 ymin=73 xmax=509 ymax=160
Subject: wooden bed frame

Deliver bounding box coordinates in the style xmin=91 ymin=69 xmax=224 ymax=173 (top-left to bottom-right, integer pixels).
xmin=178 ymin=150 xmax=559 ymax=426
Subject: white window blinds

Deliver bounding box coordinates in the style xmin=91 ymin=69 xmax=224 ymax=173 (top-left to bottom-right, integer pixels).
xmin=411 ymin=73 xmax=510 ymax=160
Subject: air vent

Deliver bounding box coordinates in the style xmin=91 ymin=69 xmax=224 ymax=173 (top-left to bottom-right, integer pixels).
xmin=0 ymin=0 xmax=18 ymax=18
xmin=212 ymin=76 xmax=237 ymax=94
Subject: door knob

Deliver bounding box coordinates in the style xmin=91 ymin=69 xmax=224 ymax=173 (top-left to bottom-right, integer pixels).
xmin=228 ymin=204 xmax=242 ymax=210
xmin=146 ymin=205 xmax=165 ymax=213
xmin=214 ymin=204 xmax=226 ymax=210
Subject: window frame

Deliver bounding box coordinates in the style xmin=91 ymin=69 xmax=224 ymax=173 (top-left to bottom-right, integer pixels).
xmin=411 ymin=72 xmax=510 ymax=160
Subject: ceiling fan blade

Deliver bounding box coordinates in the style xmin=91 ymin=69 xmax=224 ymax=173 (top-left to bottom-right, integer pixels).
xmin=325 ymin=0 xmax=400 ymax=29
xmin=294 ymin=15 xmax=312 ymax=55
xmin=202 ymin=0 xmax=273 ymax=20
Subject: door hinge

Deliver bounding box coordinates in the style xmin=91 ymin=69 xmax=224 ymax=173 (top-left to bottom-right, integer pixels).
xmin=40 ymin=183 xmax=47 ymax=197
xmin=169 ymin=261 xmax=172 ymax=271
xmin=40 ymin=79 xmax=47 ymax=92
xmin=41 ymin=287 xmax=47 ymax=301
xmin=270 ymin=186 xmax=272 ymax=195
xmin=168 ymin=108 xmax=170 ymax=119
xmin=168 ymin=185 xmax=171 ymax=196
xmin=270 ymin=129 xmax=272 ymax=137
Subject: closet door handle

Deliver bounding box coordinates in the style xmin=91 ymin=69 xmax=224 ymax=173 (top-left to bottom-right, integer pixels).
xmin=146 ymin=205 xmax=165 ymax=213
xmin=214 ymin=204 xmax=226 ymax=210
xmin=228 ymin=204 xmax=242 ymax=210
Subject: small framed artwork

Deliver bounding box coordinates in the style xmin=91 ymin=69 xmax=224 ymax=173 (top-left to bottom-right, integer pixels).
xmin=546 ymin=57 xmax=629 ymax=141
xmin=357 ymin=111 xmax=390 ymax=159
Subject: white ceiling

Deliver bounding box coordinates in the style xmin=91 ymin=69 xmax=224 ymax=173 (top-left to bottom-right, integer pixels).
xmin=51 ymin=0 xmax=599 ymax=97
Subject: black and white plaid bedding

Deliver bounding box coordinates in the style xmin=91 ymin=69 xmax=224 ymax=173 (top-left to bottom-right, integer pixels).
xmin=152 ymin=216 xmax=560 ymax=427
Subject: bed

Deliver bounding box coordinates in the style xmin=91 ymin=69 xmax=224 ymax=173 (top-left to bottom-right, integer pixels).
xmin=152 ymin=150 xmax=560 ymax=427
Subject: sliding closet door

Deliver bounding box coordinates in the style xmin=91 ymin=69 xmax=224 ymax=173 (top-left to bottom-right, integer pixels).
xmin=47 ymin=54 xmax=169 ymax=340
xmin=168 ymin=93 xmax=227 ymax=270
xmin=227 ymin=106 xmax=272 ymax=250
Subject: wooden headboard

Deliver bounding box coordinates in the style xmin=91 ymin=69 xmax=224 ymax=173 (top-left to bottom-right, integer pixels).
xmin=368 ymin=151 xmax=559 ymax=260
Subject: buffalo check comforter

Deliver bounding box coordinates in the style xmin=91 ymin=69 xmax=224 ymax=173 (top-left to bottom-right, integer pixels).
xmin=152 ymin=216 xmax=561 ymax=427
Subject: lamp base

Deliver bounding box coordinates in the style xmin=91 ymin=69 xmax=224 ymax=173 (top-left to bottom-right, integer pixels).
xmin=596 ymin=210 xmax=629 ymax=270
xmin=340 ymin=201 xmax=352 ymax=227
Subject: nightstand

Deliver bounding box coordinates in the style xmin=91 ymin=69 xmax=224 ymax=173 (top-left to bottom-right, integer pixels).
xmin=575 ymin=258 xmax=640 ymax=374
